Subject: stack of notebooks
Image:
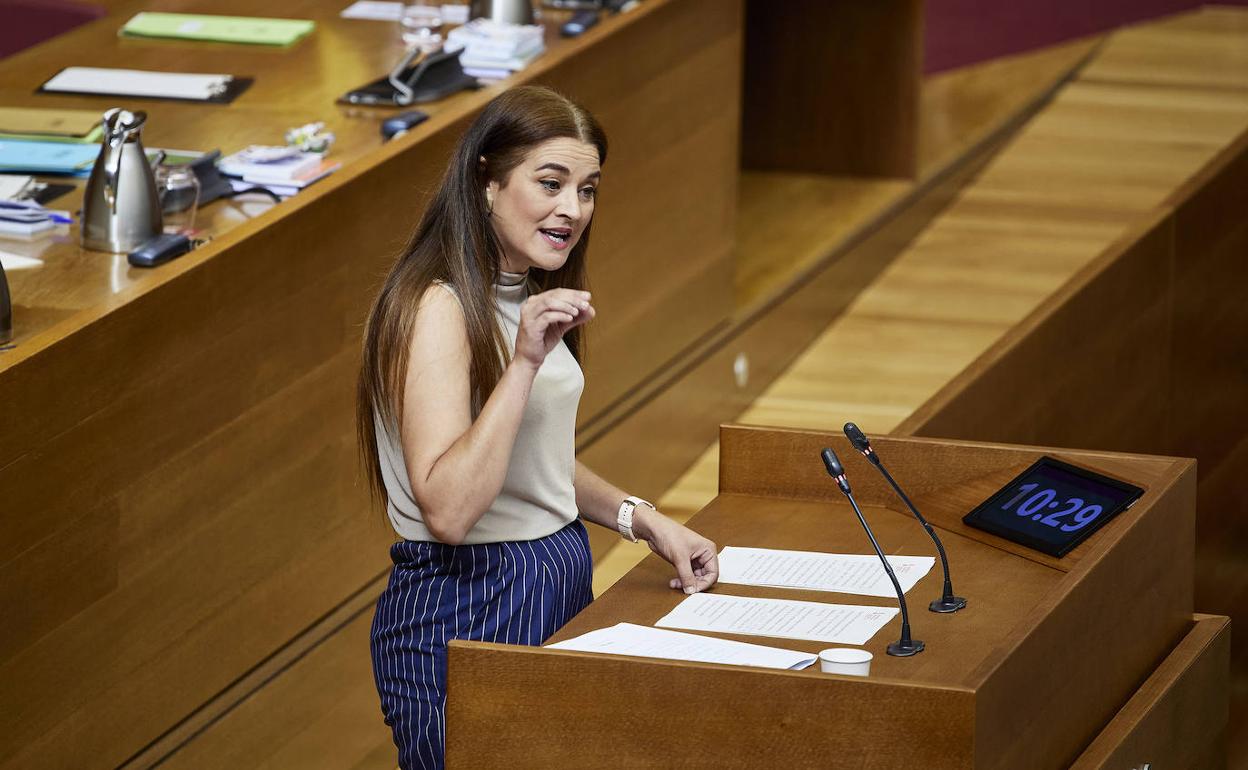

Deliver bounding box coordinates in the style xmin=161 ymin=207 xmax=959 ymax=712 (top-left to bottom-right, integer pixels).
xmin=448 ymin=19 xmax=545 ymax=80
xmin=218 ymin=147 xmax=341 ymax=198
xmin=0 ymin=201 xmax=71 ymax=240
xmin=0 ymin=108 xmax=103 ymax=178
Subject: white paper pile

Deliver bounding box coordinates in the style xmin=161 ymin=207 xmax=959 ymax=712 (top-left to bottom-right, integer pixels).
xmin=717 ymin=546 xmax=935 ymax=598
xmin=546 ymin=622 xmax=817 ymax=670
xmin=448 ymin=19 xmax=544 ymax=79
xmin=656 ymin=592 xmax=899 ymax=646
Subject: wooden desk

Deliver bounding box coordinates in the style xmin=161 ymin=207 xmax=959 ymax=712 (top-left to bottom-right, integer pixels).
xmin=447 ymin=426 xmax=1215 ymax=767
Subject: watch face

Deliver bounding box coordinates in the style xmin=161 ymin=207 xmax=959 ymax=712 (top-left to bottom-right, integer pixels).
xmin=963 ymin=457 xmax=1144 ymax=557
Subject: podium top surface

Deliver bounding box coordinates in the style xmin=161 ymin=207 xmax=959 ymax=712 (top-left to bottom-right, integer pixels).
xmin=450 ymin=426 xmax=1196 ymax=767
xmin=546 ymin=425 xmax=1194 ymax=690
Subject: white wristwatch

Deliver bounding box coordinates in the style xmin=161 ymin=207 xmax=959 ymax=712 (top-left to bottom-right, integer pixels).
xmin=616 ymin=495 xmax=654 ymax=543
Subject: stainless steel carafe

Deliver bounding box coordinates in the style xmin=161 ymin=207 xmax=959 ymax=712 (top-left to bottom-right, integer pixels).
xmin=469 ymin=0 xmax=535 ymax=25
xmin=81 ymin=108 xmax=162 ymax=253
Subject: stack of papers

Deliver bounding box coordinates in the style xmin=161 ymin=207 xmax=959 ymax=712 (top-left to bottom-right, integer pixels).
xmin=219 ymin=147 xmax=341 ymax=197
xmin=717 ymin=546 xmax=935 ymax=598
xmin=547 ymin=623 xmax=817 ymax=670
xmin=448 ymin=19 xmax=545 ymax=79
xmin=0 ymin=201 xmax=71 ymax=240
xmin=0 ymin=140 xmax=99 ymax=176
xmin=120 ymin=12 xmax=315 ymax=46
xmin=542 ymin=546 xmax=936 ymax=671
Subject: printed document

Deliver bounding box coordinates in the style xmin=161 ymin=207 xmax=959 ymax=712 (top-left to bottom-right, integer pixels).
xmin=42 ymin=68 xmax=233 ymax=102
xmin=546 ymin=622 xmax=816 ymax=670
xmin=656 ymin=592 xmax=898 ymax=646
xmin=718 ymin=546 xmax=934 ymax=598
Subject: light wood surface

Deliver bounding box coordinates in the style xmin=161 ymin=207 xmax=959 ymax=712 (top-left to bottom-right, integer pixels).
xmin=446 ymin=429 xmax=1197 ymax=768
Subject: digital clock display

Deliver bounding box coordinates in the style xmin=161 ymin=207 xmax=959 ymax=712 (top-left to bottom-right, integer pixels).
xmin=962 ymin=456 xmax=1145 ymax=558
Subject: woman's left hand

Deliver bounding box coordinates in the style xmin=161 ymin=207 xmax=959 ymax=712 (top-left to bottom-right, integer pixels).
xmin=634 ymin=507 xmax=719 ymax=594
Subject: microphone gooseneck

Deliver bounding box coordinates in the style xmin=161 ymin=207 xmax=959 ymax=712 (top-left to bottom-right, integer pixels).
xmin=842 ymin=423 xmax=968 ymax=614
xmin=821 ymin=447 xmax=924 ymax=657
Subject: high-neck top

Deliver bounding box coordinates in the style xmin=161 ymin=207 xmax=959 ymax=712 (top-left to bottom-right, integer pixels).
xmin=375 ymin=275 xmax=585 ymax=544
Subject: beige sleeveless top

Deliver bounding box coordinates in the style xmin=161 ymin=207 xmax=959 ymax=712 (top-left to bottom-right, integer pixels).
xmin=375 ymin=272 xmax=584 ymax=543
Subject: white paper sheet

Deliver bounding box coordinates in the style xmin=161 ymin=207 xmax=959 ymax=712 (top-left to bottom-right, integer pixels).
xmin=0 ymin=250 xmax=43 ymax=270
xmin=656 ymin=592 xmax=898 ymax=646
xmin=42 ymin=68 xmax=232 ymax=101
xmin=717 ymin=546 xmax=935 ymax=598
xmin=0 ymin=175 xmax=33 ymax=201
xmin=545 ymin=622 xmax=816 ymax=670
xmin=340 ymin=1 xmax=403 ymax=20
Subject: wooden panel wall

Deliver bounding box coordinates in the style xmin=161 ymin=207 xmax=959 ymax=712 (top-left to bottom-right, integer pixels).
xmin=0 ymin=2 xmax=739 ymax=767
xmin=1072 ymin=615 xmax=1230 ymax=769
xmin=898 ymin=128 xmax=1248 ymax=747
xmin=741 ymin=0 xmax=922 ymax=177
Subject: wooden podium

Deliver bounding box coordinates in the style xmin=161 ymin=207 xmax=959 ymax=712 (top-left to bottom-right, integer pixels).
xmin=446 ymin=426 xmax=1229 ymax=768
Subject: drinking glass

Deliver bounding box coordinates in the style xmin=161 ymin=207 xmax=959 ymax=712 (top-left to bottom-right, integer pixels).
xmin=155 ymin=165 xmax=201 ymax=234
xmin=399 ymin=5 xmax=444 ymax=52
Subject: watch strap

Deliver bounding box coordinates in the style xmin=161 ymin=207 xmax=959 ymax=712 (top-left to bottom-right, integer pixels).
xmin=617 ymin=495 xmax=654 ymax=542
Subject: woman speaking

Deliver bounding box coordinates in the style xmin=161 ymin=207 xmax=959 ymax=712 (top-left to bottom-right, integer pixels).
xmin=357 ymin=85 xmax=719 ymax=769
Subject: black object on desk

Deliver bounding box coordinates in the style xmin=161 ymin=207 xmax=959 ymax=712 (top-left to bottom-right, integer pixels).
xmin=340 ymin=48 xmax=477 ymax=107
xmin=381 ymin=110 xmax=430 ymax=140
xmin=963 ymin=456 xmax=1145 ymax=558
xmin=561 ymin=9 xmax=600 ymax=36
xmin=128 ymin=232 xmax=193 ymax=267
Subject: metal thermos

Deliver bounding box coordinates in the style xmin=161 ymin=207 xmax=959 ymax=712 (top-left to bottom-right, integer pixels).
xmin=81 ymin=108 xmax=162 ymax=253
xmin=470 ymin=0 xmax=535 ymax=25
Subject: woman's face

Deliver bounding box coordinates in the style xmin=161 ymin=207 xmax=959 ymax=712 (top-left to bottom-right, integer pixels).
xmin=486 ymin=137 xmax=600 ymax=274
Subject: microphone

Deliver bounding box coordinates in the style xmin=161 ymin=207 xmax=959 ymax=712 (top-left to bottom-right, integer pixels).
xmin=821 ymin=447 xmax=924 ymax=657
xmin=844 ymin=423 xmax=967 ymax=613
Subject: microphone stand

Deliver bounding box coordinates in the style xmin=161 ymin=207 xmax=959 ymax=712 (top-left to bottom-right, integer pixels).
xmin=845 ymin=423 xmax=968 ymax=614
xmin=822 ymin=448 xmax=924 ymax=657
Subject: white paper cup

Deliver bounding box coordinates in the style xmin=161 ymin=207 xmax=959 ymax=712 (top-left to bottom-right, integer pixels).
xmin=819 ymin=648 xmax=873 ymax=676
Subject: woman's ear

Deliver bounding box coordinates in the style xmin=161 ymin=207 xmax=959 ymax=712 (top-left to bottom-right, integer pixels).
xmin=484 ymin=180 xmax=497 ymax=213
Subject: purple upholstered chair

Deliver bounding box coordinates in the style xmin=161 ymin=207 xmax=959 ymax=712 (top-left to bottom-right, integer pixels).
xmin=0 ymin=0 xmax=106 ymax=60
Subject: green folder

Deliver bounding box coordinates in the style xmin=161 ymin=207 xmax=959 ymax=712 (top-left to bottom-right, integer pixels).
xmin=120 ymin=12 xmax=315 ymax=46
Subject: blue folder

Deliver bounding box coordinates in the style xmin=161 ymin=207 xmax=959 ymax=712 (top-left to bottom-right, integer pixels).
xmin=0 ymin=140 xmax=100 ymax=175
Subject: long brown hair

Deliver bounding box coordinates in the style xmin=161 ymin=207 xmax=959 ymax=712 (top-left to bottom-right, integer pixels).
xmin=357 ymin=85 xmax=608 ymax=508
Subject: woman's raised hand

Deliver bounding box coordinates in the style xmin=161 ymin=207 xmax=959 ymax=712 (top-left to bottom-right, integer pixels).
xmin=514 ymin=288 xmax=594 ymax=369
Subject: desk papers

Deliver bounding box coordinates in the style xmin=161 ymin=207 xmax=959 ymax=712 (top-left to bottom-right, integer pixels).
xmin=340 ymin=1 xmax=404 ymax=20
xmin=718 ymin=546 xmax=935 ymax=598
xmin=121 ymin=13 xmax=315 ymax=46
xmin=0 ymin=251 xmax=43 ymax=270
xmin=546 ymin=622 xmax=816 ymax=670
xmin=657 ymin=593 xmax=898 ymax=646
xmin=42 ymin=68 xmax=236 ymax=102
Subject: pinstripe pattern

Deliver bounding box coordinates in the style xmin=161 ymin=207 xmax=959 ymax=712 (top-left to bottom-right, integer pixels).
xmin=371 ymin=520 xmax=594 ymax=770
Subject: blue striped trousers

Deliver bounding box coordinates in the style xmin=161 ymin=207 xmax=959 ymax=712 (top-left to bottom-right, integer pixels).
xmin=370 ymin=519 xmax=594 ymax=770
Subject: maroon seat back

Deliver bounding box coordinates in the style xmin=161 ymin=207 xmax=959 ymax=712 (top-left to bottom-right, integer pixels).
xmin=0 ymin=0 xmax=106 ymax=60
